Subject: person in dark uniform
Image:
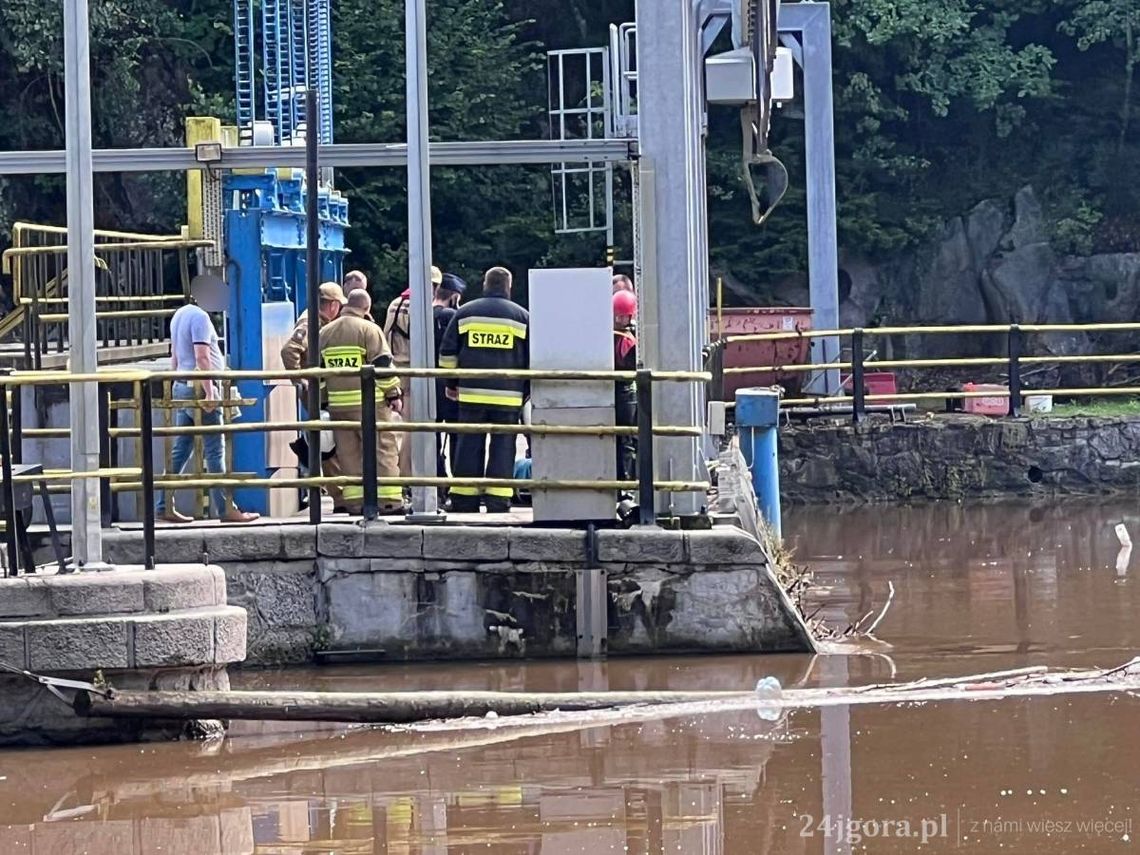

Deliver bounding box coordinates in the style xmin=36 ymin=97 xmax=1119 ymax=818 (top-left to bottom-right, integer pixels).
xmin=438 ymin=267 xmax=529 ymax=513
xmin=432 ymin=273 xmax=466 ymax=485
xmin=612 ymin=289 xmax=638 ymax=491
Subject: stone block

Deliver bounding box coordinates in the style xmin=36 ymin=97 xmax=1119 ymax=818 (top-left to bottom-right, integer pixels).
xmin=362 ymin=524 xmax=424 ymax=558
xmin=597 ymin=528 xmax=685 ymax=564
xmin=423 ymin=526 xmax=508 ymax=561
xmin=204 ymin=526 xmax=283 ymax=562
xmin=151 ymin=530 xmax=208 ymax=564
xmin=232 ymin=564 xmax=316 ymax=628
xmin=281 ymin=525 xmax=318 ymax=559
xmin=27 ymin=617 xmax=130 ymax=671
xmin=318 ymin=523 xmax=365 ymax=557
xmin=48 ymin=573 xmax=146 ymax=617
xmin=685 ymin=528 xmax=765 ymax=566
xmin=326 ymin=572 xmax=416 ymax=646
xmin=0 ymin=825 xmax=33 ymax=853
xmin=0 ymin=624 xmax=26 ymax=670
xmin=133 ymin=610 xmax=214 ymax=666
xmin=508 ymin=528 xmax=587 ymax=563
xmin=369 ymin=557 xmax=427 ymax=574
xmin=142 ymin=566 xmax=222 ymax=612
xmin=98 ymin=530 xmax=136 ymax=564
xmin=0 ymin=579 xmax=50 ymax=619
xmin=214 ymin=607 xmax=248 ymax=664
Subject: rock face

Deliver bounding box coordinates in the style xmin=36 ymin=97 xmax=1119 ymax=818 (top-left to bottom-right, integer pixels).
xmin=837 ymin=186 xmax=1140 ymax=370
xmin=779 ymin=415 xmax=1140 ymax=505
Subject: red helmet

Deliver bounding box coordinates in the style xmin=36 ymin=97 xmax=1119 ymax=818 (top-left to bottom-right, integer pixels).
xmin=613 ymin=290 xmax=637 ymax=317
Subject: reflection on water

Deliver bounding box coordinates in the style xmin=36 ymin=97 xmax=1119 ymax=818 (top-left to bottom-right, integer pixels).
xmin=2 ymin=500 xmax=1139 ymax=853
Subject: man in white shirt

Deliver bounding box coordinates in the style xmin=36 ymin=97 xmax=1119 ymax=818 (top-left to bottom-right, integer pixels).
xmin=156 ymin=278 xmax=259 ymax=523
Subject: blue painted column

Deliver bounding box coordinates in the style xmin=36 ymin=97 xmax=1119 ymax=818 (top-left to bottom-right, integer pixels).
xmin=735 ymin=388 xmax=781 ymax=538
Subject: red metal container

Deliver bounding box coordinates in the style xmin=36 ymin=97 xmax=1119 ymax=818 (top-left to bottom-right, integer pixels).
xmin=710 ymin=307 xmax=813 ymax=401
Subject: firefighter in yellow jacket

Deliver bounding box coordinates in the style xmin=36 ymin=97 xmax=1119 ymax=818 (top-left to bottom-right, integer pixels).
xmin=318 ymin=289 xmax=406 ymax=514
xmin=281 ymin=282 xmax=348 ymax=507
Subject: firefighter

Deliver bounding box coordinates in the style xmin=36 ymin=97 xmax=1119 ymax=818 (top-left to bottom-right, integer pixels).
xmin=281 ymin=282 xmax=348 ymax=507
xmin=319 ymin=289 xmax=406 ymax=514
xmin=438 ymin=266 xmax=529 ymax=513
xmin=384 ymin=265 xmax=443 ymax=480
xmin=433 ymin=273 xmax=466 ymax=486
xmin=343 ymin=269 xmax=368 ymax=297
xmin=612 ymin=289 xmax=638 ymax=488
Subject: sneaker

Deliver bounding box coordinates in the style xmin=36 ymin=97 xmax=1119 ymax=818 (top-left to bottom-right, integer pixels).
xmin=159 ymin=510 xmax=193 ymax=524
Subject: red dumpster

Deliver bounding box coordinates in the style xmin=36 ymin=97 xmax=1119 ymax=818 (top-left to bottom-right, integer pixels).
xmin=710 ymin=307 xmax=813 ymax=402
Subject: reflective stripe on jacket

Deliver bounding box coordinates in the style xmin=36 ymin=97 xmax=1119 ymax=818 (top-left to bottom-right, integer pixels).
xmin=437 ymin=295 xmax=530 ymax=409
xmin=318 ymin=309 xmax=400 ymax=408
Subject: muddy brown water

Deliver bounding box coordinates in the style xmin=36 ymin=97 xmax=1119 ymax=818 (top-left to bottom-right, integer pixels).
xmin=2 ymin=500 xmax=1138 ymax=853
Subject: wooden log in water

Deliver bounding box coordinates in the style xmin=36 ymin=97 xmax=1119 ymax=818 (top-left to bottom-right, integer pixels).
xmin=73 ymin=688 xmax=750 ymax=723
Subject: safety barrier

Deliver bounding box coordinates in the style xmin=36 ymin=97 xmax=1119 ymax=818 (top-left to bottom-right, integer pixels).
xmin=0 ymin=364 xmax=710 ymax=573
xmin=0 ymin=223 xmax=211 ymax=368
xmin=718 ymin=321 xmax=1140 ymax=420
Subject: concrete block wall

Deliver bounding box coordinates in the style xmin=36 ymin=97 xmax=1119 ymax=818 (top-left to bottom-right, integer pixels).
xmin=0 ymin=563 xmax=246 ymax=746
xmin=102 ymin=523 xmax=815 ymax=664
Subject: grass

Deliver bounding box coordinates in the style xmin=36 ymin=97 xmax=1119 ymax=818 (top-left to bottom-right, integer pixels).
xmin=1044 ymin=398 xmax=1140 ymax=418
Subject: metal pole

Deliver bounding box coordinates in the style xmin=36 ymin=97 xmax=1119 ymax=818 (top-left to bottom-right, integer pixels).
xmin=635 ymin=0 xmax=705 ymax=517
xmin=851 ymin=328 xmax=865 ymax=423
xmin=360 ymin=366 xmax=379 ymax=521
xmin=735 ymin=388 xmax=781 ymax=539
xmin=63 ymin=0 xmax=104 ymax=567
xmin=405 ymin=0 xmax=440 ymax=518
xmin=781 ymin=4 xmax=841 ymax=397
xmin=635 ymin=369 xmax=655 ymax=527
xmin=139 ymin=380 xmax=156 ymax=571
xmin=98 ymin=383 xmax=112 ymax=527
xmin=1008 ymin=324 xmax=1022 ymax=418
xmin=0 ymin=375 xmax=20 ymax=576
xmin=305 ymin=88 xmax=323 ymax=525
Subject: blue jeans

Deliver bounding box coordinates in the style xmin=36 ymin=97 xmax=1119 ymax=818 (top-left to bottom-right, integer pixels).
xmin=155 ymin=381 xmax=227 ymax=517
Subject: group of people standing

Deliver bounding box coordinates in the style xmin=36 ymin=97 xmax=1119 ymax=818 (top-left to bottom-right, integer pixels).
xmin=157 ymin=265 xmax=638 ymax=523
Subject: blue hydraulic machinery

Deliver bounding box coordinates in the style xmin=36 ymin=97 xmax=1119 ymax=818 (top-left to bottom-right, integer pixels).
xmin=187 ymin=0 xmax=345 ymax=516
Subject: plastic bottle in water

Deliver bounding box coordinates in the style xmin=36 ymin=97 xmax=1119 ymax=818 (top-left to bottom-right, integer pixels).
xmin=754 ymin=676 xmax=783 ymax=722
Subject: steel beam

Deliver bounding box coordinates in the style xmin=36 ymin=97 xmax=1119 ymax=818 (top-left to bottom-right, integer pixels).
xmin=63 ymin=0 xmax=104 ymax=567
xmin=405 ymin=0 xmax=439 ymax=518
xmin=636 ymin=0 xmax=706 ymax=517
xmin=0 ymin=140 xmax=634 ymax=176
xmin=778 ymin=2 xmax=840 ymax=395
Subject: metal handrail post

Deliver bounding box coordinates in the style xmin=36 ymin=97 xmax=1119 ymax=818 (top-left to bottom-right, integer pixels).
xmin=0 ymin=373 xmax=21 ymax=576
xmin=1008 ymin=324 xmax=1023 ymax=417
xmin=97 ymin=383 xmax=112 ymax=527
xmin=635 ymin=368 xmax=654 ymax=526
xmin=360 ymin=366 xmax=378 ymax=520
xmin=851 ymin=328 xmax=865 ymax=423
xmin=139 ymin=379 xmax=156 ymax=570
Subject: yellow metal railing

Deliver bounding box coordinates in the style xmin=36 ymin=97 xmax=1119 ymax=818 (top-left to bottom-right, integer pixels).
xmin=717 ymin=320 xmax=1140 ymax=414
xmin=1 ymin=364 xmax=711 ymax=568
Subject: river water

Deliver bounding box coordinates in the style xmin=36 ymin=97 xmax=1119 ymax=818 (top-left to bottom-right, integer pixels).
xmin=2 ymin=500 xmax=1138 ymax=853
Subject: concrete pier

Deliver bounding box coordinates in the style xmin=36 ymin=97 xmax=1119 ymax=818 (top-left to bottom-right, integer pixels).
xmin=0 ymin=564 xmax=246 ymax=746
xmin=100 ymin=523 xmax=815 ymax=664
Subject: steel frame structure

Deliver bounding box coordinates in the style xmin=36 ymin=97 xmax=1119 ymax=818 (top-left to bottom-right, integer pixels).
xmin=12 ymin=0 xmax=837 ymax=530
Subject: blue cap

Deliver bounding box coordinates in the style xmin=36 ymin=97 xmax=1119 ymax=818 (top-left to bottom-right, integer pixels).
xmin=439 ymin=273 xmax=467 ymax=295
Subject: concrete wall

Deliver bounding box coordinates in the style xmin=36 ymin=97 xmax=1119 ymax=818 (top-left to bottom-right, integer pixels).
xmin=779 ymin=414 xmax=1140 ymax=504
xmin=101 ymin=524 xmax=815 ymax=664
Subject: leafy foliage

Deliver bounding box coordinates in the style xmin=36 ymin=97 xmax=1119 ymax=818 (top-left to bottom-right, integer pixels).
xmin=1 ymin=0 xmax=1138 ymax=305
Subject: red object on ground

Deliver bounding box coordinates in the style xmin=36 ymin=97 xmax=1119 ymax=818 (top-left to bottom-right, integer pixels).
xmin=842 ymin=371 xmax=898 ymax=398
xmin=962 ymin=383 xmax=1009 ymax=415
xmin=710 ymin=307 xmax=813 ymax=402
